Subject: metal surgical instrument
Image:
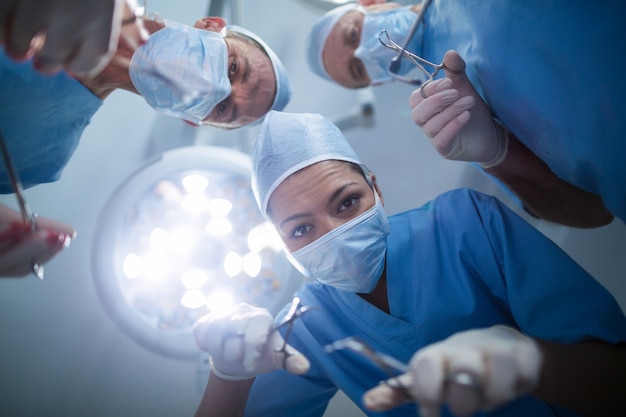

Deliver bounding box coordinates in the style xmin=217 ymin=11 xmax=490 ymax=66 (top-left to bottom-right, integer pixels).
xmin=272 ymin=296 xmax=314 ymax=366
xmin=380 ymin=0 xmax=462 ymax=89
xmin=325 ymin=336 xmax=480 ymax=392
xmin=378 ymin=29 xmax=448 ymax=89
xmin=0 ymin=129 xmax=43 ymax=279
xmin=383 ymin=0 xmax=432 ymax=86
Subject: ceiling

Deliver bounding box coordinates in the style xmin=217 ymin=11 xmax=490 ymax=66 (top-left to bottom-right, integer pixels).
xmin=1 ymin=1 xmax=625 ymax=416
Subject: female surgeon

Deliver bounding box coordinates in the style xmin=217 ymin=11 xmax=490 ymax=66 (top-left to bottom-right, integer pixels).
xmin=193 ymin=111 xmax=626 ymax=417
xmin=305 ymin=0 xmax=625 ymax=229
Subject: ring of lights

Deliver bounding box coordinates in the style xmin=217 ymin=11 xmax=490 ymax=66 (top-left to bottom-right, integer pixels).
xmin=92 ymin=146 xmax=303 ymax=360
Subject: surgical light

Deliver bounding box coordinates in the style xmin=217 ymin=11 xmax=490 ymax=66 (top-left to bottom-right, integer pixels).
xmin=92 ymin=146 xmax=304 ymax=360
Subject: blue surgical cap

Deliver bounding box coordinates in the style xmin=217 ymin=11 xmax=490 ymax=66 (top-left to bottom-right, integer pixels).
xmin=306 ymin=3 xmax=364 ymax=82
xmin=227 ymin=25 xmax=292 ymax=117
xmin=251 ymin=111 xmax=362 ymax=217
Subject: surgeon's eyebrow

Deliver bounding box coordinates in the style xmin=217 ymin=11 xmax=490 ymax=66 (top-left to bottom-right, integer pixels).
xmin=349 ymin=59 xmax=366 ymax=84
xmin=281 ymin=182 xmax=359 ymax=230
xmin=225 ymin=103 xmax=239 ymax=124
xmin=341 ymin=14 xmax=359 ymax=46
xmin=280 ymin=212 xmax=310 ymax=231
xmin=224 ymin=55 xmax=250 ymax=124
xmin=241 ymin=54 xmax=251 ymax=85
xmin=278 ymin=181 xmax=360 ymax=230
xmin=341 ymin=24 xmax=352 ymax=46
xmin=328 ymin=182 xmax=358 ymax=207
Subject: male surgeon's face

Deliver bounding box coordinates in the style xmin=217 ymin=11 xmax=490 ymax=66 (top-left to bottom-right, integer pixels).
xmin=322 ymin=10 xmax=371 ymax=89
xmin=203 ymin=34 xmax=276 ymax=128
xmin=194 ymin=18 xmax=276 ymax=128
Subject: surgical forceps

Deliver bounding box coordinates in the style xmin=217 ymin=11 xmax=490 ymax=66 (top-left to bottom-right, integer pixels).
xmin=272 ymin=296 xmax=314 ymax=367
xmin=379 ymin=0 xmax=462 ymax=89
xmin=0 ymin=129 xmax=43 ymax=279
xmin=378 ymin=30 xmax=448 ymax=89
xmin=325 ymin=336 xmax=479 ymax=394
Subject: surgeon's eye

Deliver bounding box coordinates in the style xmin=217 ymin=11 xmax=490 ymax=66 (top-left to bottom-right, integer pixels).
xmin=339 ymin=196 xmax=359 ymax=213
xmin=350 ymin=27 xmax=359 ymax=47
xmin=352 ymin=59 xmax=366 ymax=81
xmin=212 ymin=99 xmax=228 ymax=119
xmin=291 ymin=224 xmax=313 ymax=239
xmin=228 ymin=58 xmax=238 ymax=79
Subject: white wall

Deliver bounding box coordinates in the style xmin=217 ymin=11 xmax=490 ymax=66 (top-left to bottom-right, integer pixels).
xmin=1 ymin=1 xmax=624 ymax=417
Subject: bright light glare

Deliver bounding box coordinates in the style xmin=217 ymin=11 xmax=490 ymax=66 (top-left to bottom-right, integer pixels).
xmin=206 ymin=290 xmax=234 ymax=313
xmin=207 ymin=198 xmax=232 ymax=217
xmin=224 ymin=251 xmax=243 ymax=277
xmin=181 ymin=193 xmax=209 ymax=214
xmin=150 ymin=228 xmax=169 ymax=252
xmin=243 ymin=252 xmax=262 ymax=277
xmin=143 ymin=253 xmax=172 ymax=282
xmin=123 ymin=252 xmax=144 ymax=279
xmin=181 ymin=174 xmax=209 ymax=193
xmin=180 ymin=289 xmax=206 ymax=309
xmin=206 ymin=217 xmax=232 ymax=236
xmin=170 ymin=227 xmax=195 ymax=254
xmin=181 ymin=269 xmax=209 ymax=289
xmin=248 ymin=221 xmax=285 ymax=253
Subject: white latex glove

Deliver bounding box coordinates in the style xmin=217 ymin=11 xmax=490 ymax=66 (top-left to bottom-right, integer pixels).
xmin=364 ymin=326 xmax=542 ymax=417
xmin=409 ymin=50 xmax=509 ymax=169
xmin=0 ymin=204 xmax=75 ymax=277
xmin=0 ymin=0 xmax=145 ymax=76
xmin=413 ymin=325 xmax=542 ymax=417
xmin=193 ymin=303 xmax=310 ymax=381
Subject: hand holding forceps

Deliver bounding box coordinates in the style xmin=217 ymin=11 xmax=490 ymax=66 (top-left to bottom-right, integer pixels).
xmin=0 ymin=129 xmax=42 ymax=279
xmin=271 ymin=296 xmax=315 ymax=368
xmin=0 ymin=130 xmax=74 ymax=279
xmin=325 ymin=336 xmax=480 ymax=412
xmin=195 ymin=297 xmax=313 ymax=381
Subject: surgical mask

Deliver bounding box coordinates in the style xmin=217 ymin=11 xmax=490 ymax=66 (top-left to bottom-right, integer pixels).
xmin=129 ymin=21 xmax=231 ymax=124
xmin=287 ymin=192 xmax=389 ymax=293
xmin=354 ymin=6 xmax=418 ymax=84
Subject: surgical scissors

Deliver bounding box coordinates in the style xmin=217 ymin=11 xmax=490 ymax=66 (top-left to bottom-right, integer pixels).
xmin=325 ymin=336 xmax=480 ymax=394
xmin=272 ymin=296 xmax=314 ymax=367
xmin=0 ymin=129 xmax=43 ymax=279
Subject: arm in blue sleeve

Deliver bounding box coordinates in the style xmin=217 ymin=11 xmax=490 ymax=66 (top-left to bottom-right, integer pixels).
xmin=469 ymin=189 xmax=626 ymax=343
xmin=245 ymin=370 xmax=337 ymax=417
xmin=440 ymin=190 xmax=626 ymax=415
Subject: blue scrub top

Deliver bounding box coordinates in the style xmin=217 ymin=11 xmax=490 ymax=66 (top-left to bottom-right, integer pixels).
xmin=406 ymin=1 xmax=626 ymax=222
xmin=0 ymin=49 xmax=102 ymax=192
xmin=244 ymin=189 xmax=626 ymax=417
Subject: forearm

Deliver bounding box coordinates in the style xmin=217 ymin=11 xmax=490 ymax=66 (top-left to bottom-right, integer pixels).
xmin=485 ymin=133 xmax=613 ymax=228
xmin=195 ymin=372 xmax=255 ymax=417
xmin=533 ymin=340 xmax=626 ymax=417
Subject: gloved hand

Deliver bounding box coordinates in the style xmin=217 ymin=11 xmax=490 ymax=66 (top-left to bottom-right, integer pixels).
xmin=0 ymin=0 xmax=145 ymax=76
xmin=409 ymin=50 xmax=509 ymax=169
xmin=0 ymin=204 xmax=75 ymax=277
xmin=364 ymin=326 xmax=543 ymax=417
xmin=193 ymin=303 xmax=310 ymax=381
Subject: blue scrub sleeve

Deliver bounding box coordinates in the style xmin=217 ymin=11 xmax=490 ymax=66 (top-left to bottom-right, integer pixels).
xmin=456 ymin=190 xmax=626 ymax=343
xmin=244 ymin=369 xmax=337 ymax=417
